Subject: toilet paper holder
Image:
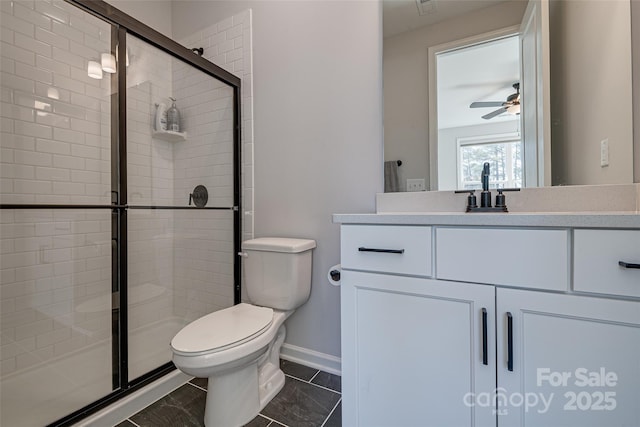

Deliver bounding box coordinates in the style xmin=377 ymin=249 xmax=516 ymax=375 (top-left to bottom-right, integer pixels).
xmin=327 ymin=264 xmax=341 ymax=286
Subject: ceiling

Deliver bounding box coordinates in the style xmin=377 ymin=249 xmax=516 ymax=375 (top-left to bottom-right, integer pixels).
xmin=383 ymin=0 xmax=520 ymax=129
xmin=383 ymin=0 xmax=508 ymax=39
xmin=437 ymin=35 xmax=520 ymax=129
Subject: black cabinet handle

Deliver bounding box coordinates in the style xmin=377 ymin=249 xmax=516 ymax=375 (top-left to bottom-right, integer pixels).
xmin=482 ymin=308 xmax=488 ymax=366
xmin=619 ymin=261 xmax=640 ymax=269
xmin=507 ymin=312 xmax=513 ymax=372
xmin=358 ymin=247 xmax=405 ymax=254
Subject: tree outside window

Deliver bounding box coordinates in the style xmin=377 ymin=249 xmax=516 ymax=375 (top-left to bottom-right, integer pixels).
xmin=458 ymin=136 xmax=522 ymax=190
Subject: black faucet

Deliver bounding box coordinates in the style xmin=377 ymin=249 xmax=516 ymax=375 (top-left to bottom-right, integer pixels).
xmin=480 ymin=162 xmax=491 ymax=208
xmin=454 ymin=161 xmax=521 ymax=212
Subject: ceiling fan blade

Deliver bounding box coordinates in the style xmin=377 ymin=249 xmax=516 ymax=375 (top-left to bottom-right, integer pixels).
xmin=482 ymin=107 xmax=508 ymax=120
xmin=470 ymin=101 xmax=505 ymax=108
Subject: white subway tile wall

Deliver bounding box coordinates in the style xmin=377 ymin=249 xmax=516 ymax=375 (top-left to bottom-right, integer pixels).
xmin=172 ymin=61 xmax=234 ymax=208
xmin=1 ymin=3 xmax=251 ymax=422
xmin=127 ymin=35 xmax=174 ymax=207
xmin=179 ymin=9 xmax=254 ymax=242
xmin=0 ymin=208 xmax=113 ymax=423
xmin=0 ymin=0 xmax=114 ymax=399
xmin=172 ymin=210 xmax=234 ymax=323
xmin=124 ymin=37 xmax=177 ymax=379
xmin=177 ymin=10 xmax=254 ymax=305
xmin=124 ymin=31 xmax=237 ymax=378
xmin=0 ymin=0 xmax=112 ymax=206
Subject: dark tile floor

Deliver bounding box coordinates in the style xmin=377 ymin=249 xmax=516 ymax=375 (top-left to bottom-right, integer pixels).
xmin=115 ymin=360 xmax=341 ymax=427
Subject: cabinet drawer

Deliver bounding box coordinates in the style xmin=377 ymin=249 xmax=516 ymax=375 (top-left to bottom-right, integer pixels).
xmin=574 ymin=229 xmax=640 ymax=298
xmin=436 ymin=227 xmax=569 ymax=291
xmin=341 ymin=225 xmax=432 ymax=276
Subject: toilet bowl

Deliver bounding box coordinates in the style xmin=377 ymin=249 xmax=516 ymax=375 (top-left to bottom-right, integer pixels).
xmin=171 ymin=237 xmax=316 ymax=427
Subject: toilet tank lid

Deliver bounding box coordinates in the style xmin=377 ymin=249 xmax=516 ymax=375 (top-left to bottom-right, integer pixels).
xmin=242 ymin=237 xmax=316 ymax=253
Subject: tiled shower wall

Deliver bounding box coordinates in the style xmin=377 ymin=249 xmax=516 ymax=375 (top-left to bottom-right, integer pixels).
xmin=1 ymin=1 xmax=249 ymax=379
xmin=178 ymin=9 xmax=255 ymax=243
xmin=0 ymin=208 xmax=112 ymax=377
xmin=171 ymin=59 xmax=235 ymax=321
xmin=176 ymin=9 xmax=254 ymax=308
xmin=125 ymin=37 xmax=176 ymax=339
xmin=125 ymin=31 xmax=238 ymax=328
xmin=0 ymin=0 xmax=112 ymax=205
xmin=0 ymin=0 xmax=113 ymax=377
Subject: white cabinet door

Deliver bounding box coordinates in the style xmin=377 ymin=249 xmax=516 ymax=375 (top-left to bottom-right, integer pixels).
xmin=497 ymin=288 xmax=640 ymax=427
xmin=341 ymin=270 xmax=496 ymax=427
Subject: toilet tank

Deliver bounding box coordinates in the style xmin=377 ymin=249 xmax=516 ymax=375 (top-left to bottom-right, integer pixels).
xmin=242 ymin=238 xmax=316 ymax=311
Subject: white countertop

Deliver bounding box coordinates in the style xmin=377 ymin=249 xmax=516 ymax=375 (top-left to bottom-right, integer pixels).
xmin=332 ymin=212 xmax=640 ymax=228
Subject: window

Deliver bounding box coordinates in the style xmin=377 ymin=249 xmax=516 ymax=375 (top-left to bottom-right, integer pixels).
xmin=457 ymin=134 xmax=522 ymax=190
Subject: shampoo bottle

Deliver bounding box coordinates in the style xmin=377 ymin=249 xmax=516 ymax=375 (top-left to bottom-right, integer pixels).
xmin=154 ymin=103 xmax=167 ymax=131
xmin=167 ymin=97 xmax=181 ymax=132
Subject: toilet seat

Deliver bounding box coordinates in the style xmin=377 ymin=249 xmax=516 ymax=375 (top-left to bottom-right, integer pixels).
xmin=171 ymin=303 xmax=273 ymax=356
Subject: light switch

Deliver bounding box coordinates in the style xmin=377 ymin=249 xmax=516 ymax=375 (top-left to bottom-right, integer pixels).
xmin=600 ymin=139 xmax=609 ymax=167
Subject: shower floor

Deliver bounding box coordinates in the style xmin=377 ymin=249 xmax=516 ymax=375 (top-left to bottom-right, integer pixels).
xmin=0 ymin=317 xmax=184 ymax=427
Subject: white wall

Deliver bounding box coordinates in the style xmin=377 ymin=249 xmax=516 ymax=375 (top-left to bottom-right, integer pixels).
xmin=383 ymin=1 xmax=527 ymax=191
xmin=173 ymin=0 xmax=383 ymax=363
xmin=549 ymin=0 xmax=634 ymax=186
xmin=107 ymin=0 xmax=173 ymax=37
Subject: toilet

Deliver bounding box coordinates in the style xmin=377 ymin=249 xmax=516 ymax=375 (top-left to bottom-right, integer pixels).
xmin=170 ymin=237 xmax=316 ymax=427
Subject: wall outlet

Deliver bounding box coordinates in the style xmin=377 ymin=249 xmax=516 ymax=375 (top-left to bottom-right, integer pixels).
xmin=600 ymin=139 xmax=609 ymax=167
xmin=407 ymin=178 xmax=425 ymax=192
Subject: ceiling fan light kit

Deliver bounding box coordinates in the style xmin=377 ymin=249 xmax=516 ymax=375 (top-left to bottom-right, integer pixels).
xmin=470 ymin=82 xmax=521 ymax=120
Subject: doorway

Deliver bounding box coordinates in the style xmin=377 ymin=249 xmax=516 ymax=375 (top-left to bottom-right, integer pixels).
xmin=428 ymin=29 xmax=521 ymax=190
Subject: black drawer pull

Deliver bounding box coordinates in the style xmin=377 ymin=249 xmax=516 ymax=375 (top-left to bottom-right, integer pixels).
xmin=507 ymin=312 xmax=513 ymax=372
xmin=619 ymin=261 xmax=640 ymax=269
xmin=358 ymin=247 xmax=405 ymax=254
xmin=482 ymin=308 xmax=488 ymax=366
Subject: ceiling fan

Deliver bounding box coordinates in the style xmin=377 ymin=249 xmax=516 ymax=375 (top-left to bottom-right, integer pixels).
xmin=470 ymin=82 xmax=521 ymax=120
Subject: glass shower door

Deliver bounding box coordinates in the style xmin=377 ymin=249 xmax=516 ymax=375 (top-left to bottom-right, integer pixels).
xmin=0 ymin=2 xmax=116 ymax=425
xmin=1 ymin=0 xmax=240 ymax=424
xmin=125 ymin=34 xmax=237 ymax=381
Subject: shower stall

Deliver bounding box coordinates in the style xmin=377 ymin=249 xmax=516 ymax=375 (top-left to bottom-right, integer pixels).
xmin=0 ymin=1 xmax=241 ymax=425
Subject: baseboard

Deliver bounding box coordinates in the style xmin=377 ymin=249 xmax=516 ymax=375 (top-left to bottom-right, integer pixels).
xmin=75 ymin=370 xmax=192 ymax=427
xmin=280 ymin=343 xmax=341 ymax=376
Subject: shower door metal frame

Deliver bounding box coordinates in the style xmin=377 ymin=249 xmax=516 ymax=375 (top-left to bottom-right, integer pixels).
xmin=0 ymin=0 xmax=242 ymax=425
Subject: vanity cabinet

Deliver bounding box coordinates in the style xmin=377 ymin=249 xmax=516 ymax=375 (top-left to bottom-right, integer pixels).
xmin=496 ymin=288 xmax=640 ymax=427
xmin=340 ymin=224 xmax=640 ymax=427
xmin=340 ymin=270 xmax=496 ymax=427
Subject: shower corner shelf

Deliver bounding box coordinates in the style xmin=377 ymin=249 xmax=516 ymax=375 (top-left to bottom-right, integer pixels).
xmin=153 ymin=130 xmax=187 ymax=142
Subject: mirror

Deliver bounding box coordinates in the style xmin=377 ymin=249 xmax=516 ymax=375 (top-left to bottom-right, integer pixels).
xmin=383 ymin=0 xmax=638 ymax=192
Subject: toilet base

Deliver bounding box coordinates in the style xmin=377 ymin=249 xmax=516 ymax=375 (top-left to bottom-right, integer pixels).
xmin=258 ymin=362 xmax=285 ymax=410
xmin=203 ymin=324 xmax=288 ymax=427
xmin=204 ymin=360 xmax=260 ymax=427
